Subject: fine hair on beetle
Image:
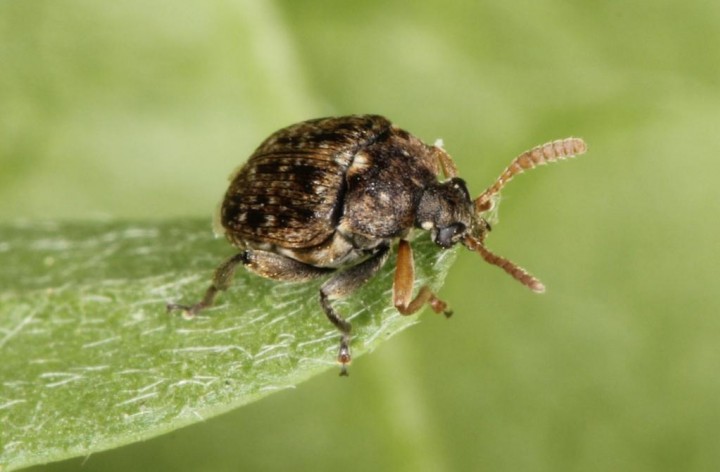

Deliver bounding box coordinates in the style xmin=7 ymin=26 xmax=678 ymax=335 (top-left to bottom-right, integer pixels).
xmin=167 ymin=115 xmax=587 ymax=375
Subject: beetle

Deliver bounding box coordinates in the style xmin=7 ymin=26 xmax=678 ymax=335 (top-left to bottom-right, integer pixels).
xmin=168 ymin=114 xmax=587 ymax=375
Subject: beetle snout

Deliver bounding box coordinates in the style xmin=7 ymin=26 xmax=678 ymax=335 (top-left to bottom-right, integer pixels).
xmin=434 ymin=223 xmax=466 ymax=248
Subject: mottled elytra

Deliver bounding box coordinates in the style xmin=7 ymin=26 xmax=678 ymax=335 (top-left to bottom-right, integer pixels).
xmin=168 ymin=115 xmax=587 ymax=375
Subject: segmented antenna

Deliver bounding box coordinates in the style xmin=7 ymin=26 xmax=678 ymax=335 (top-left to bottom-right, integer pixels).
xmin=475 ymin=137 xmax=587 ymax=212
xmin=464 ymin=235 xmax=546 ymax=293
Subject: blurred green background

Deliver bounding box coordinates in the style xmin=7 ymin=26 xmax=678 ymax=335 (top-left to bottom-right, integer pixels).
xmin=2 ymin=0 xmax=719 ymax=470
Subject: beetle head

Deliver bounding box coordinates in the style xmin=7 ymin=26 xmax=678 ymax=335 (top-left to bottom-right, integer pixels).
xmin=416 ymin=177 xmax=474 ymax=249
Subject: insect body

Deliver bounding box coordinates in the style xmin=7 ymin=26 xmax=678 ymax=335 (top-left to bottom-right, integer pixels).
xmin=168 ymin=115 xmax=587 ymax=375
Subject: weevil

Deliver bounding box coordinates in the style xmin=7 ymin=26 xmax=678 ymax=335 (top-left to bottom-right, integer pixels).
xmin=168 ymin=115 xmax=587 ymax=375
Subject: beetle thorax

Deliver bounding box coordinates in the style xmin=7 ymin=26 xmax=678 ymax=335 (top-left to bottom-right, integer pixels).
xmin=415 ymin=177 xmax=475 ymax=248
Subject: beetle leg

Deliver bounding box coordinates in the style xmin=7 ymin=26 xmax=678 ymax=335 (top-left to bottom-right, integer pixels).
xmin=168 ymin=250 xmax=331 ymax=316
xmin=431 ymin=145 xmax=459 ymax=179
xmin=241 ymin=250 xmax=334 ymax=282
xmin=319 ymin=245 xmax=390 ymax=376
xmin=167 ymin=252 xmax=248 ymax=316
xmin=393 ymin=239 xmax=452 ymax=317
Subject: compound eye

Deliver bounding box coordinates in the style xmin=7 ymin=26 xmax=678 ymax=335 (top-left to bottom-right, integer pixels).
xmin=435 ymin=223 xmax=466 ymax=248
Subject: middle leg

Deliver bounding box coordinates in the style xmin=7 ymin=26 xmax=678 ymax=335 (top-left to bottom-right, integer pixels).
xmin=319 ymin=244 xmax=390 ymax=376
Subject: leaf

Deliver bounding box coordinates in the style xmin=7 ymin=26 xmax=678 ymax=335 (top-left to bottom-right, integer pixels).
xmin=0 ymin=219 xmax=457 ymax=470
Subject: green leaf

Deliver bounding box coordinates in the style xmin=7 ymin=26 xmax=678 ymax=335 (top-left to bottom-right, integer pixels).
xmin=0 ymin=219 xmax=456 ymax=471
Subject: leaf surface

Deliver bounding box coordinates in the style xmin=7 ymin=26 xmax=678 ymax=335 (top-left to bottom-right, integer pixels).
xmin=0 ymin=219 xmax=456 ymax=470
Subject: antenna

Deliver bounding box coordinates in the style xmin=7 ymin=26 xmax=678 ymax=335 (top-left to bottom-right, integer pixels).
xmin=464 ymin=234 xmax=546 ymax=293
xmin=475 ymin=137 xmax=587 ymax=213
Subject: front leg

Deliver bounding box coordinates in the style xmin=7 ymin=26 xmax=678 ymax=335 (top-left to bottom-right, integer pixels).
xmin=430 ymin=143 xmax=459 ymax=178
xmin=393 ymin=239 xmax=452 ymax=317
xmin=168 ymin=249 xmax=332 ymax=316
xmin=319 ymin=245 xmax=390 ymax=376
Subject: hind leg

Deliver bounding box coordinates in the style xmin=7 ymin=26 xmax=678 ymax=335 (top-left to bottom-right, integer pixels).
xmin=168 ymin=250 xmax=332 ymax=316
